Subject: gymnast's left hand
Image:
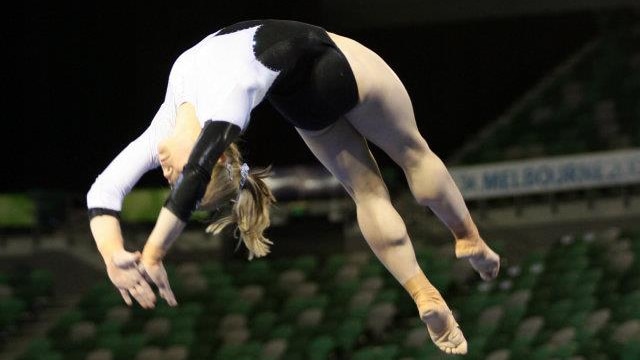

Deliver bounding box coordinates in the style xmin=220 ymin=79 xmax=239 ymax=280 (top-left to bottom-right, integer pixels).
xmin=108 ymin=250 xmax=157 ymax=309
xmin=139 ymin=255 xmax=178 ymax=307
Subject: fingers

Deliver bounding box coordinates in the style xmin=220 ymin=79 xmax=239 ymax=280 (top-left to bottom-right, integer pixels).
xmin=150 ymin=268 xmax=177 ymax=307
xmin=158 ymin=283 xmax=178 ymax=307
xmin=137 ymin=263 xmax=178 ymax=307
xmin=128 ymin=281 xmax=157 ymax=309
xmin=119 ymin=289 xmax=133 ymax=306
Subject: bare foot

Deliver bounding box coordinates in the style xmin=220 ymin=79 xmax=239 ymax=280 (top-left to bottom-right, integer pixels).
xmin=421 ymin=304 xmax=468 ymax=355
xmin=404 ymin=270 xmax=469 ymax=355
xmin=456 ymin=238 xmax=500 ymax=281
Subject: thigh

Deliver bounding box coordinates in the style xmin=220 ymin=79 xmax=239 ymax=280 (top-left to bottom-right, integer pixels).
xmin=330 ymin=33 xmax=430 ymax=166
xmin=296 ymin=118 xmax=389 ymax=202
xmin=347 ymin=71 xmax=430 ymax=168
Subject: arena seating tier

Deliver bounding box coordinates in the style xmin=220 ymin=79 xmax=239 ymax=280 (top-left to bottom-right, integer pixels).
xmin=15 ymin=227 xmax=640 ymax=360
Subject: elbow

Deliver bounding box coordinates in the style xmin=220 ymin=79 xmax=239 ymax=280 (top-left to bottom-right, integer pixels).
xmin=86 ymin=178 xmax=124 ymax=212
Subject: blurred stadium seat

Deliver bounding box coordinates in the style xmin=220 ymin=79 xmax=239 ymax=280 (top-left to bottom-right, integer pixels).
xmin=455 ymin=15 xmax=640 ymax=164
xmin=5 ymin=225 xmax=637 ymax=360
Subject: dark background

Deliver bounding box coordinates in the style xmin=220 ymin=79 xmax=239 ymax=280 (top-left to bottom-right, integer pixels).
xmin=10 ymin=1 xmax=599 ymax=192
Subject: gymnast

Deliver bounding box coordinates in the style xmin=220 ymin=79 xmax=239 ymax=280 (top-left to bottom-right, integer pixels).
xmin=87 ymin=19 xmax=500 ymax=355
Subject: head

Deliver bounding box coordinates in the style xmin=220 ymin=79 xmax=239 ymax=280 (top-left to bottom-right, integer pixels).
xmin=199 ymin=143 xmax=277 ymax=260
xmin=158 ymin=133 xmax=198 ymax=186
xmin=158 ymin=126 xmax=276 ymax=259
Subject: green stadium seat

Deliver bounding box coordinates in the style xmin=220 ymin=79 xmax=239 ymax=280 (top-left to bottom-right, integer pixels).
xmin=335 ymin=318 xmax=364 ymax=352
xmin=261 ymin=338 xmax=288 ymax=360
xmin=34 ymin=352 xmax=64 ymax=360
xmin=352 ymin=345 xmax=399 ymax=360
xmin=296 ymin=307 xmax=323 ymax=330
xmin=307 ymin=335 xmax=335 ymax=360
xmin=235 ymin=260 xmax=273 ymax=286
xmin=143 ymin=317 xmax=171 ymax=345
xmin=97 ymin=319 xmax=123 ymax=338
xmin=168 ymin=330 xmax=195 ymax=348
xmin=454 ymin=292 xmax=488 ymax=329
xmin=121 ymin=188 xmax=168 ymax=223
xmin=291 ymin=256 xmax=319 ymax=276
xmin=321 ymin=254 xmax=347 ymax=280
xmin=86 ymin=348 xmax=114 ymax=360
xmin=200 ymin=261 xmax=224 ymax=278
xmin=375 ymin=288 xmax=400 ymax=305
xmin=366 ymin=302 xmax=397 ymax=337
xmin=510 ymin=316 xmax=544 ymax=355
xmin=18 ymin=337 xmax=53 ymax=360
xmin=0 ymin=297 xmax=26 ymax=331
xmin=238 ymin=284 xmax=265 ymax=306
xmin=619 ymin=341 xmax=640 ymax=360
xmin=250 ymin=311 xmax=278 ymax=340
xmin=19 ymin=269 xmax=54 ymax=306
xmin=270 ymin=324 xmax=294 ymax=340
xmin=68 ymin=320 xmax=97 ymax=351
xmin=290 ymin=281 xmax=320 ymax=299
xmin=281 ymin=295 xmax=328 ymax=323
xmin=172 ymin=316 xmax=197 ymax=334
xmin=214 ymin=341 xmax=261 ymax=360
xmin=613 ymin=291 xmax=640 ymax=322
xmin=47 ymin=309 xmax=83 ymax=346
xmin=485 ymin=349 xmax=510 ymax=360
xmin=0 ymin=193 xmax=37 ymax=228
xmin=135 ymin=346 xmax=163 ymax=360
xmin=15 ymin=218 xmax=640 ymax=360
xmin=474 ymin=304 xmax=504 ymax=337
xmin=94 ymin=333 xmax=122 ymax=359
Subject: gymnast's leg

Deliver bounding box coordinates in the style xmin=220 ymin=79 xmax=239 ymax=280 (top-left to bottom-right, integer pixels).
xmin=297 ymin=119 xmax=467 ymax=355
xmin=330 ymin=33 xmax=500 ymax=281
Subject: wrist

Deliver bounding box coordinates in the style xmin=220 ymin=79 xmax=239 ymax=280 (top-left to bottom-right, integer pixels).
xmin=142 ymin=243 xmax=166 ymax=265
xmin=99 ymin=243 xmax=125 ymax=265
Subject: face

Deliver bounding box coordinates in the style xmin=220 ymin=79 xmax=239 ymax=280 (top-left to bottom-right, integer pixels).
xmin=158 ymin=136 xmax=193 ymax=186
xmin=159 ymin=102 xmax=204 ymax=185
xmin=157 ymin=130 xmax=227 ymax=187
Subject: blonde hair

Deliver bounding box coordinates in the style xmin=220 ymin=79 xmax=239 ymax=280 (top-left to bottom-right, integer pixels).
xmin=199 ymin=143 xmax=276 ymax=260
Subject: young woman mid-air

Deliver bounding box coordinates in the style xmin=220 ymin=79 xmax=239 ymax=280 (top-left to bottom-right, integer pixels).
xmin=87 ymin=19 xmax=500 ymax=355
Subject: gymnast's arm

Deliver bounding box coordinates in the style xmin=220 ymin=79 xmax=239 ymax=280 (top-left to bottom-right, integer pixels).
xmin=142 ymin=120 xmax=241 ymax=263
xmin=87 ymin=108 xmax=169 ymax=264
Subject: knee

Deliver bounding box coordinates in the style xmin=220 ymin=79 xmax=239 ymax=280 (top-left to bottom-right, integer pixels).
xmin=407 ymin=155 xmax=450 ymax=206
xmin=394 ymin=137 xmax=431 ymax=171
xmin=350 ymin=179 xmax=390 ymax=205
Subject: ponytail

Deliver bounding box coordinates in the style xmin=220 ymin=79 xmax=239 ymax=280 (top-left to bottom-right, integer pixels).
xmin=200 ymin=144 xmax=276 ymax=260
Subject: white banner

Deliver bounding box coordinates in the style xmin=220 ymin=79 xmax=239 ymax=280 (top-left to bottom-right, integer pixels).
xmin=450 ymin=149 xmax=640 ymax=199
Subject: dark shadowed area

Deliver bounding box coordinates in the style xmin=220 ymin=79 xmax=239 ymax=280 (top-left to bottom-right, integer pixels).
xmin=11 ymin=1 xmax=599 ymax=192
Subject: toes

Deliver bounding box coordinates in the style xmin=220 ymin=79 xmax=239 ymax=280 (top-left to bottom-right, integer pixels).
xmin=438 ymin=343 xmax=467 ymax=355
xmin=456 ymin=340 xmax=468 ymax=354
xmin=481 ymin=270 xmax=494 ymax=281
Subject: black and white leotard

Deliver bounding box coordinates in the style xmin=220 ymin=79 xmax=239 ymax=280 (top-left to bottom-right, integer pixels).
xmin=87 ymin=20 xmax=359 ymax=213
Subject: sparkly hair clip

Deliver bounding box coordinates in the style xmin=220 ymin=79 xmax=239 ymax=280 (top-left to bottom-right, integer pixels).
xmin=239 ymin=163 xmax=250 ymax=188
xmin=226 ymin=162 xmax=250 ymax=189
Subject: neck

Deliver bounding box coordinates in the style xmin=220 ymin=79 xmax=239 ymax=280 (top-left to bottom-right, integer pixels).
xmin=174 ymin=102 xmax=202 ymax=140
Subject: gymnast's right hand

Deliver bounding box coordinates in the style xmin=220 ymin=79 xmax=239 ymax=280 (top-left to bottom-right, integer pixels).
xmin=107 ymin=249 xmax=157 ymax=309
xmin=140 ymin=245 xmax=178 ymax=307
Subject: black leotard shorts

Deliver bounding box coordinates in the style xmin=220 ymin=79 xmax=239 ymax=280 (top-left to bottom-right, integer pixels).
xmin=217 ymin=19 xmax=360 ymax=131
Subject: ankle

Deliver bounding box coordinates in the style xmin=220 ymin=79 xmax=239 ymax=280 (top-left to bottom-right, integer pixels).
xmin=402 ymin=270 xmax=445 ymax=314
xmin=450 ymin=214 xmax=480 ymax=240
xmin=455 ymin=237 xmax=486 ymax=258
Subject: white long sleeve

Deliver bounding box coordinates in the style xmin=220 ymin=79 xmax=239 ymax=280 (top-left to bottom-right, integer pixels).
xmin=87 ymin=103 xmax=173 ymax=211
xmin=87 ymin=25 xmax=279 ymax=212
